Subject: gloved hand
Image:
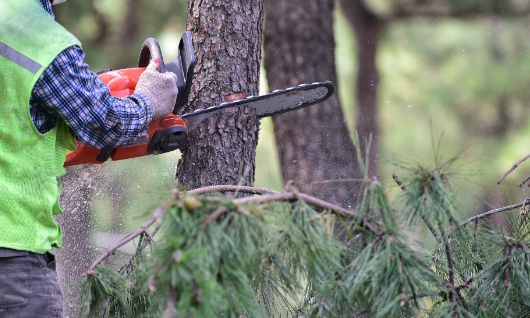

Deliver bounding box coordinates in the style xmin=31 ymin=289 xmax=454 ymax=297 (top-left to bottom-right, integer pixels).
xmin=135 ymin=59 xmax=178 ymax=119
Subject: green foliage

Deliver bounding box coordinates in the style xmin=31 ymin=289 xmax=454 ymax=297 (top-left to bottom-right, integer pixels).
xmin=77 ymin=148 xmax=530 ymax=317
xmin=467 ymin=215 xmax=530 ymax=316
xmin=78 ymin=193 xmax=348 ymax=317
xmin=315 ymin=149 xmax=444 ymax=317
xmin=78 ymin=265 xmax=129 ymax=318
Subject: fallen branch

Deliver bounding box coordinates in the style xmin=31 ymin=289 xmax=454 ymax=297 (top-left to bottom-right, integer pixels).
xmin=85 ymin=185 xmax=379 ymax=276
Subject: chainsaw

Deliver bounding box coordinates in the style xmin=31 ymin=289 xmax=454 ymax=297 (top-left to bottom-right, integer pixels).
xmin=64 ymin=33 xmax=335 ymax=167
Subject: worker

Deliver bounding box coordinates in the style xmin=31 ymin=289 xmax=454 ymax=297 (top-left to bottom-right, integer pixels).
xmin=0 ymin=0 xmax=178 ymax=316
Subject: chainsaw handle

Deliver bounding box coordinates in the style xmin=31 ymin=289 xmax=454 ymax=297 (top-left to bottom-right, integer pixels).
xmin=137 ymin=38 xmax=166 ymax=73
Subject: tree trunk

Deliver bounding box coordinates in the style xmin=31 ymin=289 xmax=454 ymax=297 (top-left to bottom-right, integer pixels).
xmin=263 ymin=0 xmax=360 ymax=208
xmin=176 ymin=0 xmax=264 ymax=189
xmin=56 ymin=164 xmax=104 ymax=318
xmin=339 ymin=0 xmax=385 ymax=178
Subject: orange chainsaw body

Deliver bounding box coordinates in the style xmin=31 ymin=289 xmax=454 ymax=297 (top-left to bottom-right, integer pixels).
xmin=64 ymin=68 xmax=187 ymax=167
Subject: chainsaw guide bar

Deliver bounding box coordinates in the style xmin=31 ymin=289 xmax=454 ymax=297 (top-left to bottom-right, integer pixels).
xmin=182 ymin=81 xmax=335 ymax=132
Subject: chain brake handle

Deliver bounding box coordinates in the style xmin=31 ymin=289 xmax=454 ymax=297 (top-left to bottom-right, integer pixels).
xmin=167 ymin=32 xmax=195 ymax=114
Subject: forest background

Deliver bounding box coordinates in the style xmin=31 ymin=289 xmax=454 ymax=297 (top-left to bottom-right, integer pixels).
xmin=51 ymin=0 xmax=530 ymax=313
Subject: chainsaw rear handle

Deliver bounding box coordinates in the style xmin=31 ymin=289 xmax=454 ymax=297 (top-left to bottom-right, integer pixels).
xmin=64 ymin=114 xmax=189 ymax=166
xmin=137 ymin=37 xmax=166 ymax=73
xmin=64 ymin=35 xmax=195 ymax=167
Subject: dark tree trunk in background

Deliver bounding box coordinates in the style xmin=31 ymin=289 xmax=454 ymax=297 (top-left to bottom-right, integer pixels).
xmin=264 ymin=0 xmax=360 ymax=208
xmin=112 ymin=0 xmax=141 ymax=70
xmin=176 ymin=0 xmax=264 ymax=189
xmin=56 ymin=165 xmax=104 ymax=318
xmin=339 ymin=0 xmax=385 ymax=178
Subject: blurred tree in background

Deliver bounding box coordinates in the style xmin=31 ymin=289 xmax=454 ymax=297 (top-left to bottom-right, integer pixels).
xmin=338 ymin=0 xmax=530 ymax=179
xmin=335 ymin=0 xmax=530 ymax=229
xmin=264 ymin=0 xmax=361 ymax=212
xmin=339 ymin=0 xmax=384 ymax=178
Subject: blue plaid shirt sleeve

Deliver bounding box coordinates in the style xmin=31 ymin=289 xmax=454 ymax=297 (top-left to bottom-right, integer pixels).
xmin=30 ymin=46 xmax=153 ymax=149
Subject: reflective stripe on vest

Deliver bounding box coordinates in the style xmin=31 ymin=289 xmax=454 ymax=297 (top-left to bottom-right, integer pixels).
xmin=0 ymin=41 xmax=41 ymax=74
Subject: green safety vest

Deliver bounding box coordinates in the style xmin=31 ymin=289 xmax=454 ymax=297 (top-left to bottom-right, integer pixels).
xmin=0 ymin=0 xmax=81 ymax=253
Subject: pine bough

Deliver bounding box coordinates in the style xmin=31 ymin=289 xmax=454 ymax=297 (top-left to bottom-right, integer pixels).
xmin=75 ymin=143 xmax=530 ymax=318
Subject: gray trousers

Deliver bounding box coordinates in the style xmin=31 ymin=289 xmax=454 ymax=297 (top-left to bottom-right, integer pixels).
xmin=0 ymin=248 xmax=63 ymax=318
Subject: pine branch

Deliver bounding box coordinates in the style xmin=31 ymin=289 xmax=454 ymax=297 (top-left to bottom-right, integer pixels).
xmin=164 ymin=288 xmax=176 ymax=318
xmin=119 ymin=223 xmax=163 ymax=275
xmin=393 ymin=173 xmax=441 ymax=242
xmin=232 ymin=192 xmax=296 ymax=205
xmin=85 ymin=201 xmax=175 ymax=276
xmin=203 ymin=206 xmax=229 ymax=226
xmin=456 ymin=277 xmax=474 ymax=291
xmin=504 ymin=245 xmax=511 ymax=288
xmin=86 ymin=186 xmax=279 ymax=276
xmin=84 ymin=219 xmax=157 ymax=276
xmin=441 ymin=223 xmax=458 ymax=310
xmin=519 ymin=174 xmax=530 ymax=187
xmin=85 ymin=185 xmax=381 ymax=277
xmin=445 ymin=236 xmax=455 ymax=288
xmin=84 ymin=182 xmax=471 ymax=316
xmin=498 ymin=153 xmax=530 ymax=184
xmin=460 ymin=199 xmax=530 ymax=227
xmin=85 ymin=186 xmax=275 ymax=276
xmin=392 ymin=173 xmax=407 ymax=191
xmin=233 ymin=192 xmax=354 ymax=220
xmin=234 ymin=191 xmax=381 ymax=235
xmin=119 ymin=232 xmax=147 ymax=274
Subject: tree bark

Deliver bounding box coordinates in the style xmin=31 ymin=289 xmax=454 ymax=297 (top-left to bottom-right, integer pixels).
xmin=176 ymin=0 xmax=264 ymax=189
xmin=263 ymin=0 xmax=360 ymax=208
xmin=339 ymin=0 xmax=385 ymax=178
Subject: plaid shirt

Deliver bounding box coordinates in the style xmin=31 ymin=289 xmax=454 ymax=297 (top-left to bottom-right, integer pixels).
xmin=30 ymin=0 xmax=152 ymax=148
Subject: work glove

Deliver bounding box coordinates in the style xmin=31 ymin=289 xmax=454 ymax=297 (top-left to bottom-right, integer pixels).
xmin=135 ymin=59 xmax=178 ymax=119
